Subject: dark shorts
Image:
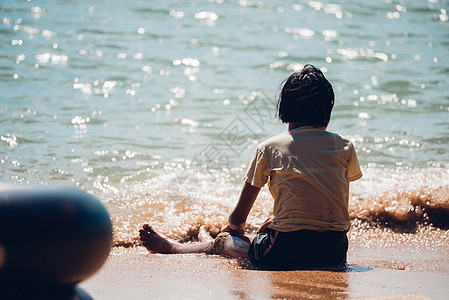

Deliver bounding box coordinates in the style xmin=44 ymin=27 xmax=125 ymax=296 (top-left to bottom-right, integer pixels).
xmin=247 ymin=228 xmax=348 ymax=270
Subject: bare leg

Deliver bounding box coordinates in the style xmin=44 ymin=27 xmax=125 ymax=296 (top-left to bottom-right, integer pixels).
xmin=139 ymin=224 xmax=212 ymax=254
xmin=139 ymin=224 xmax=252 ymax=258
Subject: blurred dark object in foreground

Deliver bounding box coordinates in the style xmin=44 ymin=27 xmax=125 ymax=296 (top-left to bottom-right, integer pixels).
xmin=0 ymin=184 xmax=113 ymax=299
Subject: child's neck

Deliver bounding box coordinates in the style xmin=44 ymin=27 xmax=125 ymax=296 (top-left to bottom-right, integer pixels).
xmin=288 ymin=122 xmax=327 ymax=131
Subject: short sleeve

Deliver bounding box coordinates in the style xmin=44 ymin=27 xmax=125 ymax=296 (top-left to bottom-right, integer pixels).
xmin=243 ymin=147 xmax=270 ymax=188
xmin=347 ymin=142 xmax=363 ymax=182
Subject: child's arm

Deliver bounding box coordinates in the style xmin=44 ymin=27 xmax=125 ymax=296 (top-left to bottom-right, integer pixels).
xmin=221 ymin=182 xmax=261 ymax=236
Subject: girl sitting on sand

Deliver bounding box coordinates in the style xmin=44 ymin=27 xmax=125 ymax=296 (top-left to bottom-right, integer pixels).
xmin=139 ymin=64 xmax=362 ymax=270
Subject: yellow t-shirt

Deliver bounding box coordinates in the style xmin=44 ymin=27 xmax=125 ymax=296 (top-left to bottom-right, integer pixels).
xmin=244 ymin=126 xmax=362 ymax=232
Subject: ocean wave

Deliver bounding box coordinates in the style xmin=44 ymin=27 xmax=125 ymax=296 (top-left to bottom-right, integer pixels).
xmin=350 ymin=186 xmax=449 ymax=232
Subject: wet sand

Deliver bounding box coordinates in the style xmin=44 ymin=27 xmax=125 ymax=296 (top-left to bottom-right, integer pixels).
xmin=81 ymin=232 xmax=449 ymax=300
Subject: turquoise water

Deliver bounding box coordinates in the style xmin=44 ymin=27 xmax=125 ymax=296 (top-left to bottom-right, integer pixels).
xmin=1 ymin=1 xmax=449 ymax=241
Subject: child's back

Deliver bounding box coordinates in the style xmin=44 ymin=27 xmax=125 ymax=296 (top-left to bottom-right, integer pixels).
xmin=245 ymin=126 xmax=362 ymax=233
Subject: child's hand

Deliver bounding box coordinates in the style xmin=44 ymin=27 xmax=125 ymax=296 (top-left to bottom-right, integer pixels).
xmin=221 ymin=224 xmax=245 ymax=237
xmin=256 ymin=216 xmax=273 ymax=234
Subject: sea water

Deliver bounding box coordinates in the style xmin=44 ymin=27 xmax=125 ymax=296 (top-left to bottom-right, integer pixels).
xmin=1 ymin=1 xmax=448 ymax=247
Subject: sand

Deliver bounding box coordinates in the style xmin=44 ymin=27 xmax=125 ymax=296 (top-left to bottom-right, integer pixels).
xmin=80 ymin=242 xmax=449 ymax=300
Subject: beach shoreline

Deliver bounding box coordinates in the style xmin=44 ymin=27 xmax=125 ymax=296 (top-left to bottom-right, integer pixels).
xmin=81 ymin=231 xmax=449 ymax=300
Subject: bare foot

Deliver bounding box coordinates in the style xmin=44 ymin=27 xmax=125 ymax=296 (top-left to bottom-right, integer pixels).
xmin=139 ymin=224 xmax=179 ymax=254
xmin=198 ymin=225 xmax=214 ymax=243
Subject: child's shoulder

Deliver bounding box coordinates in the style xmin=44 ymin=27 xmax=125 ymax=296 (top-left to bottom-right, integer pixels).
xmin=325 ymin=130 xmax=354 ymax=144
xmin=258 ymin=128 xmax=354 ymax=150
xmin=257 ymin=131 xmax=291 ymax=149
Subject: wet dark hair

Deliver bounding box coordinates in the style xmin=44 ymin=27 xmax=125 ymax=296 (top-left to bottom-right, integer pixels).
xmin=277 ymin=64 xmax=334 ymax=127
